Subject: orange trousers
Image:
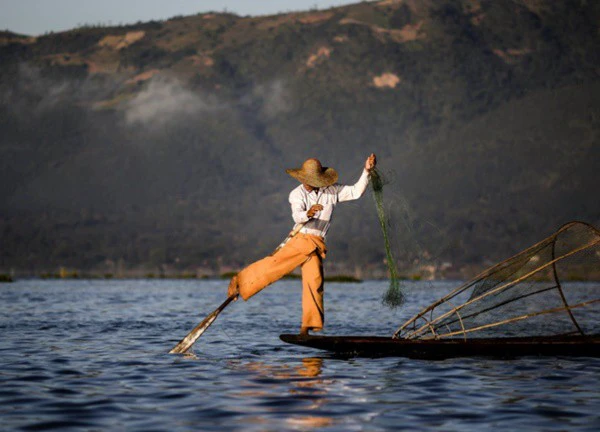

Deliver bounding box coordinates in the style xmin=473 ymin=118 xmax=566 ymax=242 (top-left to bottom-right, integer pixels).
xmin=237 ymin=233 xmax=327 ymax=331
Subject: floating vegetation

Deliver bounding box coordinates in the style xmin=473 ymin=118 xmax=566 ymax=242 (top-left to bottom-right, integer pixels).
xmin=281 ymin=274 xmax=361 ymax=282
xmin=0 ymin=274 xmax=14 ymax=283
xmin=146 ymin=273 xmax=208 ymax=279
xmin=370 ymin=169 xmax=405 ymax=308
xmin=220 ymin=272 xmax=360 ymax=282
xmin=324 ymin=275 xmax=362 ymax=283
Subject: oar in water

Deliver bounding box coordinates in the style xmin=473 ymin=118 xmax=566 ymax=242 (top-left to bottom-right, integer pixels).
xmin=169 ymin=294 xmax=237 ymax=354
xmin=169 ymin=221 xmax=307 ymax=354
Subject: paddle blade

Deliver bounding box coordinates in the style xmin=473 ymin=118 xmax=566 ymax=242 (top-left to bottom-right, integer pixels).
xmin=169 ymin=295 xmax=237 ymax=354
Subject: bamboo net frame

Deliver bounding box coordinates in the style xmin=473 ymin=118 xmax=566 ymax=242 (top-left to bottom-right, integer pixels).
xmin=394 ymin=221 xmax=600 ymax=340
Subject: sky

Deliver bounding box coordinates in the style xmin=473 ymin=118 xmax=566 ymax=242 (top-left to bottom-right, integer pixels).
xmin=1 ymin=0 xmax=363 ymax=35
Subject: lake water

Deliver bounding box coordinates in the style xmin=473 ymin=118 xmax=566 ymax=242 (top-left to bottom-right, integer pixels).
xmin=1 ymin=279 xmax=599 ymax=431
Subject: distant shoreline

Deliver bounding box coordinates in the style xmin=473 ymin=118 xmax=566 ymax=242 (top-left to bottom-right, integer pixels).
xmin=2 ymin=273 xmax=599 ymax=283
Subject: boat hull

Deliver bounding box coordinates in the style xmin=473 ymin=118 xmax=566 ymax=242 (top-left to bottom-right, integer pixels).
xmin=279 ymin=334 xmax=600 ymax=359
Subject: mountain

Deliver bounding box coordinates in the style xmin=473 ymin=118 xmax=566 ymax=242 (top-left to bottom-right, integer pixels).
xmin=1 ymin=0 xmax=599 ymax=278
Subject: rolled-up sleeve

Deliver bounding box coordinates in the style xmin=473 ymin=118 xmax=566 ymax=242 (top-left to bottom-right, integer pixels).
xmin=289 ymin=189 xmax=310 ymax=223
xmin=337 ymin=169 xmax=370 ymax=202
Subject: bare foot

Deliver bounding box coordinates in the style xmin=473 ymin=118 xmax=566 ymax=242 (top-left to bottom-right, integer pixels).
xmin=299 ymin=327 xmax=310 ymax=336
xmin=228 ymin=275 xmax=239 ymax=299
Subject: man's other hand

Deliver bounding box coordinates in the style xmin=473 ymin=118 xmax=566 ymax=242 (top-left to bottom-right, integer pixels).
xmin=307 ymin=204 xmax=323 ymax=218
xmin=365 ymin=153 xmax=377 ymax=172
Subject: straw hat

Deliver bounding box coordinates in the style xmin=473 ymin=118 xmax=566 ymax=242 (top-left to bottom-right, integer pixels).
xmin=286 ymin=158 xmax=338 ymax=187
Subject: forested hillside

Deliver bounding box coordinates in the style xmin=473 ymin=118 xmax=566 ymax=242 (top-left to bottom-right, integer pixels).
xmin=1 ymin=0 xmax=599 ymax=278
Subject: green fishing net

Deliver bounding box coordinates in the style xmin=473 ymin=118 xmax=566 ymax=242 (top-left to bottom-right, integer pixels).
xmin=371 ymin=169 xmax=405 ymax=308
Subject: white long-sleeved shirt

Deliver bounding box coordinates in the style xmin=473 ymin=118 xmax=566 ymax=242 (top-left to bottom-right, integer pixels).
xmin=288 ymin=169 xmax=370 ymax=239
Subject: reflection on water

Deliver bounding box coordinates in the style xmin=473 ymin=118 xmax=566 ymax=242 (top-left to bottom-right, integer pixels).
xmin=0 ymin=279 xmax=599 ymax=431
xmin=287 ymin=415 xmax=335 ymax=428
xmin=233 ymin=357 xmax=334 ymax=428
xmin=289 ymin=358 xmax=336 ymax=428
xmin=298 ymin=357 xmax=323 ymax=378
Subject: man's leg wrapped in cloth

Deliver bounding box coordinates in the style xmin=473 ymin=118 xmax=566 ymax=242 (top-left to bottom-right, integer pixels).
xmin=234 ymin=233 xmax=327 ymax=332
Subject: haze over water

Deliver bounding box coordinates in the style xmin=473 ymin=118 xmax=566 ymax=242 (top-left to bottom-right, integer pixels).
xmin=1 ymin=279 xmax=599 ymax=431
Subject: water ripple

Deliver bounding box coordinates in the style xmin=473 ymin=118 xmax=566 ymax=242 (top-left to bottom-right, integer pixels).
xmin=1 ymin=280 xmax=599 ymax=431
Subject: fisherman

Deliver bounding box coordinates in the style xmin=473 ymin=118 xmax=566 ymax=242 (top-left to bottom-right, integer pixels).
xmin=228 ymin=154 xmax=377 ymax=335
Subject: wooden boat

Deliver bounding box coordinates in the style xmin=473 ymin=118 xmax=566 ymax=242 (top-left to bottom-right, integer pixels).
xmin=280 ymin=223 xmax=600 ymax=359
xmin=280 ymin=334 xmax=600 ymax=359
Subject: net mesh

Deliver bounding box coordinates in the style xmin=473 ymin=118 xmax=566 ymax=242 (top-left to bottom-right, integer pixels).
xmin=395 ymin=221 xmax=600 ymax=340
xmin=370 ymin=169 xmax=405 ymax=308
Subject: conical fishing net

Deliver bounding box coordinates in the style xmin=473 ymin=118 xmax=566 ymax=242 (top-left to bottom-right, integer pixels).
xmin=395 ymin=221 xmax=600 ymax=340
xmin=370 ymin=169 xmax=405 ymax=308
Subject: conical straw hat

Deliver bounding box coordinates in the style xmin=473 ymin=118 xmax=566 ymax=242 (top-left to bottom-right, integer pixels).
xmin=286 ymin=158 xmax=338 ymax=187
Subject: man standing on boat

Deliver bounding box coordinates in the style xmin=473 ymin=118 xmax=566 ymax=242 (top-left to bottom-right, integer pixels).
xmin=228 ymin=154 xmax=377 ymax=335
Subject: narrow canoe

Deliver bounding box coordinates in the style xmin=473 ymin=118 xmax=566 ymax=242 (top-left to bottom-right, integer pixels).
xmin=279 ymin=334 xmax=600 ymax=359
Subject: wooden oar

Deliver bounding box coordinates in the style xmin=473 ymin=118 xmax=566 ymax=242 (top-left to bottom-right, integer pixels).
xmin=169 ymin=221 xmax=308 ymax=354
xmin=271 ymin=222 xmax=305 ymax=255
xmin=169 ymin=294 xmax=238 ymax=354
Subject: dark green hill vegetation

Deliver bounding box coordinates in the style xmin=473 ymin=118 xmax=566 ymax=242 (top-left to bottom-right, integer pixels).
xmin=0 ymin=0 xmax=599 ymax=278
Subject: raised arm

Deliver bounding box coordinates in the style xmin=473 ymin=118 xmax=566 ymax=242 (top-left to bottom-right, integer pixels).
xmin=337 ymin=153 xmax=377 ymax=202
